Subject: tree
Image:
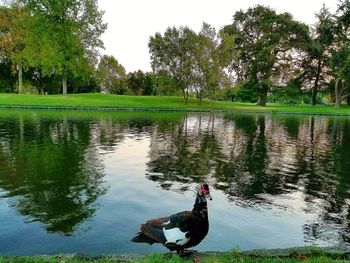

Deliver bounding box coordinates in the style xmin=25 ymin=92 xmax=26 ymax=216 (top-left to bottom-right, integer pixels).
xmin=0 ymin=57 xmax=16 ymax=92
xmin=149 ymin=26 xmax=197 ymax=103
xmin=0 ymin=3 xmax=28 ymax=93
xmin=153 ymin=70 xmax=179 ymax=96
xmin=331 ymin=0 xmax=350 ymax=107
xmin=331 ymin=48 xmax=350 ymax=107
xmin=302 ymin=5 xmax=335 ymax=105
xmin=192 ymin=23 xmax=228 ymax=104
xmin=142 ymin=72 xmax=155 ymax=95
xmin=222 ymin=6 xmax=309 ymax=106
xmin=20 ymin=0 xmax=106 ymax=94
xmin=127 ymin=70 xmax=145 ymax=95
xmin=97 ymin=55 xmax=127 ymax=94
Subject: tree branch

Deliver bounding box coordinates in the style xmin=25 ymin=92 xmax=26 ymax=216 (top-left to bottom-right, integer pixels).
xmin=341 ymin=93 xmax=350 ymax=100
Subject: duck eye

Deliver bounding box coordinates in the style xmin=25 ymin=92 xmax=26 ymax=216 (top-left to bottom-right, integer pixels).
xmin=201 ymin=184 xmax=209 ymax=192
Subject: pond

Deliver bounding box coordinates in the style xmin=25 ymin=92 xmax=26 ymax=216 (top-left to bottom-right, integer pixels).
xmin=0 ymin=110 xmax=349 ymax=256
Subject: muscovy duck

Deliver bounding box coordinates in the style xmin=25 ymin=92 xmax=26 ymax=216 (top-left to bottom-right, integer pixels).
xmin=131 ymin=183 xmax=212 ymax=253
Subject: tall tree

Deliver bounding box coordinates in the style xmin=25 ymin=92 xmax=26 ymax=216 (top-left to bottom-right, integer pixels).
xmin=192 ymin=23 xmax=228 ymax=104
xmin=149 ymin=26 xmax=197 ymax=104
xmin=304 ymin=5 xmax=335 ymax=105
xmin=20 ymin=0 xmax=106 ymax=94
xmin=222 ymin=6 xmax=309 ymax=106
xmin=331 ymin=0 xmax=350 ymax=107
xmin=0 ymin=3 xmax=28 ymax=93
xmin=97 ymin=55 xmax=127 ymax=94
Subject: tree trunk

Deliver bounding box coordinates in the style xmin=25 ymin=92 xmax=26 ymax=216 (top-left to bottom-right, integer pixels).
xmin=347 ymin=96 xmax=350 ymax=106
xmin=40 ymin=84 xmax=44 ymax=95
xmin=335 ymin=78 xmax=342 ymax=108
xmin=312 ymin=59 xmax=322 ymax=106
xmin=181 ymin=88 xmax=186 ymax=104
xmin=311 ymin=85 xmax=318 ymax=106
xmin=18 ymin=63 xmax=23 ymax=94
xmin=257 ymin=85 xmax=268 ymax=107
xmin=184 ymin=88 xmax=189 ymax=104
xmin=62 ymin=74 xmax=67 ymax=95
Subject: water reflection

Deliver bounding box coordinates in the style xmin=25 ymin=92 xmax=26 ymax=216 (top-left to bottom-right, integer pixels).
xmin=146 ymin=113 xmax=350 ymax=246
xmin=0 ymin=115 xmax=107 ymax=235
xmin=0 ymin=111 xmax=184 ymax=237
xmin=0 ymin=110 xmax=349 ymax=249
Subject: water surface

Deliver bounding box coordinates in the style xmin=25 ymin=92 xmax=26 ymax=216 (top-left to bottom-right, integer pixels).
xmin=0 ymin=110 xmax=349 ymax=255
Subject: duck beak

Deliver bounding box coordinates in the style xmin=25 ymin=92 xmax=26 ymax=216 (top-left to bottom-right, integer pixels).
xmin=206 ymin=193 xmax=212 ymax=201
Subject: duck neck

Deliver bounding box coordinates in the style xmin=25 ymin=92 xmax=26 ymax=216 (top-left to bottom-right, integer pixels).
xmin=192 ymin=194 xmax=208 ymax=220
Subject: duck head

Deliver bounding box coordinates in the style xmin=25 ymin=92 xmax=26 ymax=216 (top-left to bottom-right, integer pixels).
xmin=197 ymin=183 xmax=212 ymax=201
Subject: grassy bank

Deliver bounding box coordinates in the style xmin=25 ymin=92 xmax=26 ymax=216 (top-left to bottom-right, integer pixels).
xmin=1 ymin=93 xmax=350 ymax=115
xmin=1 ymin=248 xmax=349 ymax=263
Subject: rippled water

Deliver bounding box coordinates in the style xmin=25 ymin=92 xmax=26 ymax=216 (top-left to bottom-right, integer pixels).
xmin=0 ymin=110 xmax=349 ymax=256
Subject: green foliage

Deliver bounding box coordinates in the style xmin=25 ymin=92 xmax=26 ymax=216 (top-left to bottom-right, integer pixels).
xmin=329 ymin=0 xmax=350 ymax=107
xmin=236 ymin=81 xmax=259 ymax=103
xmin=142 ymin=72 xmax=155 ymax=95
xmin=19 ymin=0 xmax=107 ymax=93
xmin=153 ymin=70 xmax=180 ymax=96
xmin=0 ymin=3 xmax=29 ymax=93
xmin=194 ymin=23 xmax=228 ymax=103
xmin=97 ymin=55 xmax=127 ymax=94
xmin=127 ymin=70 xmax=145 ymax=95
xmin=149 ymin=24 xmax=229 ymax=104
xmin=0 ymin=58 xmax=16 ymax=92
xmin=222 ymin=5 xmax=309 ymax=106
xmin=300 ymin=5 xmax=336 ymax=105
xmin=218 ymin=86 xmax=239 ymax=102
xmin=149 ymin=26 xmax=198 ymax=103
xmin=269 ymin=87 xmax=310 ymax=105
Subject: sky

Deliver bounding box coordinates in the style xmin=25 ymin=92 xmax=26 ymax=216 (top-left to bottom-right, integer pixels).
xmin=98 ymin=0 xmax=339 ymax=73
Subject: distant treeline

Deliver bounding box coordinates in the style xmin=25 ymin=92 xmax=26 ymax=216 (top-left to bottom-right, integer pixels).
xmin=0 ymin=0 xmax=350 ymax=107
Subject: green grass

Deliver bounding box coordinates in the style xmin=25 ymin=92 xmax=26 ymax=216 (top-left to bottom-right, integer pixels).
xmin=1 ymin=93 xmax=350 ymax=115
xmin=0 ymin=254 xmax=348 ymax=263
xmin=1 ymin=248 xmax=349 ymax=263
xmin=0 ymin=108 xmax=185 ymax=122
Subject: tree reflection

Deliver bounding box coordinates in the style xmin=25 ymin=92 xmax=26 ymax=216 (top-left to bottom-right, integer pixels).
xmin=0 ymin=114 xmax=107 ymax=235
xmin=1 ymin=110 xmax=349 ymax=246
xmin=302 ymin=117 xmax=350 ymax=245
xmin=147 ymin=114 xmax=223 ymax=191
xmin=0 ymin=110 xmax=184 ymax=235
xmin=146 ymin=112 xmax=350 ymax=245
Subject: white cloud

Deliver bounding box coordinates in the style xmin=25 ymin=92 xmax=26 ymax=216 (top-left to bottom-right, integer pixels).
xmin=98 ymin=0 xmax=338 ymax=73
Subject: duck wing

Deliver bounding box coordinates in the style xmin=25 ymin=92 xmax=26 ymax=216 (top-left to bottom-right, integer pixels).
xmin=138 ymin=211 xmax=193 ymax=248
xmin=139 ymin=216 xmax=169 ymax=244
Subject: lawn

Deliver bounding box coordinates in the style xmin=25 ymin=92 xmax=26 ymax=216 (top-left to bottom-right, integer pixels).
xmin=1 ymin=93 xmax=350 ymax=115
xmin=1 ymin=248 xmax=349 ymax=263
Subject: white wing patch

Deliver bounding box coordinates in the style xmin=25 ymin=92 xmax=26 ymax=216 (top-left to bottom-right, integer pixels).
xmin=162 ymin=220 xmax=190 ymax=246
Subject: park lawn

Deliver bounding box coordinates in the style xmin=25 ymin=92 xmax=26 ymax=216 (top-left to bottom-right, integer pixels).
xmin=1 ymin=93 xmax=350 ymax=115
xmin=1 ymin=249 xmax=349 ymax=263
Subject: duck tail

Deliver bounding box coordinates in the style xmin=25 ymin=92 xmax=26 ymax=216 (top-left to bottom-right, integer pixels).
xmin=131 ymin=232 xmax=157 ymax=244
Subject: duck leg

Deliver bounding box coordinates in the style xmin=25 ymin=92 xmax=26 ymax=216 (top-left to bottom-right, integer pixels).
xmin=177 ymin=249 xmax=197 ymax=257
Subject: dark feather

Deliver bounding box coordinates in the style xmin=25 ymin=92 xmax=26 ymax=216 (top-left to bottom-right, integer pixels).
xmin=166 ymin=211 xmax=192 ymax=232
xmin=131 ymin=183 xmax=211 ymax=252
xmin=130 ymin=232 xmax=157 ymax=244
xmin=139 ymin=216 xmax=169 ymax=244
